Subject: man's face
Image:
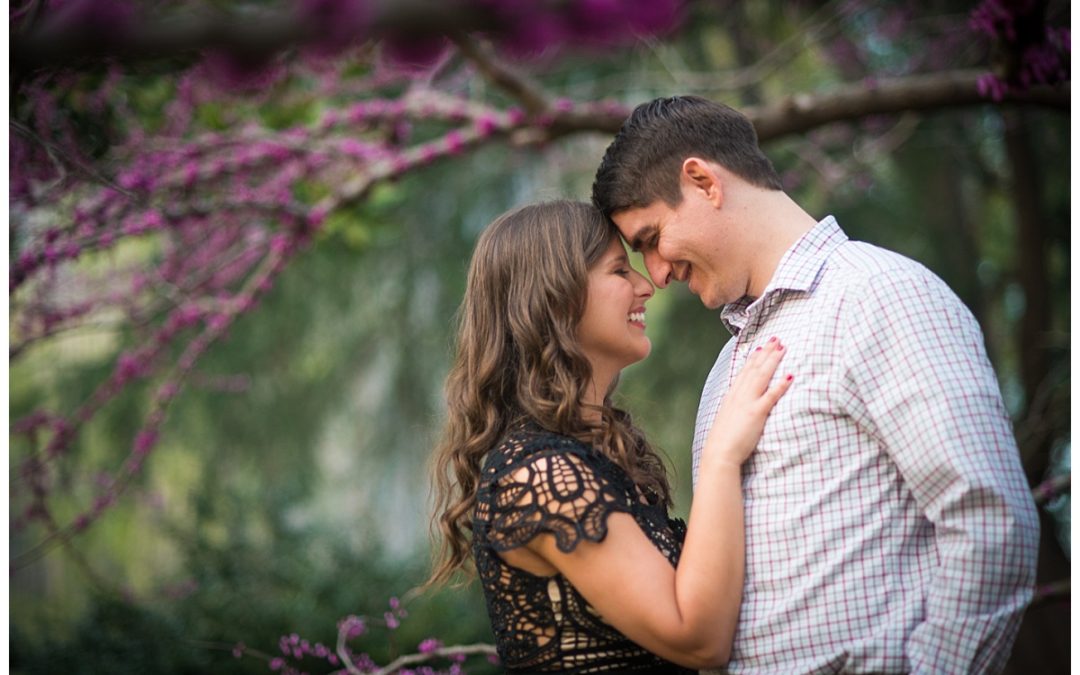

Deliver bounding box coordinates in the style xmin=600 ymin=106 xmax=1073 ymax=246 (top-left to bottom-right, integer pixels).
xmin=611 ymin=187 xmax=742 ymax=309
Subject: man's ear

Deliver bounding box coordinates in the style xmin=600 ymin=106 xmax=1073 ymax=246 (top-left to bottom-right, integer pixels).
xmin=681 ymin=157 xmax=723 ymax=207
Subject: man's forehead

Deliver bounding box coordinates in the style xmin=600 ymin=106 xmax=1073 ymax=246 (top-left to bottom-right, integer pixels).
xmin=612 ymin=208 xmax=656 ymax=232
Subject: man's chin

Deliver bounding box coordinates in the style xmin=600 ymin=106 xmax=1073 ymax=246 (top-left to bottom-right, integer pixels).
xmin=694 ymin=290 xmax=724 ymax=310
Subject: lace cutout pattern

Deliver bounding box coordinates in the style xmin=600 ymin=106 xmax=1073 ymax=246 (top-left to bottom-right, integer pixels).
xmin=472 ymin=424 xmax=692 ymax=674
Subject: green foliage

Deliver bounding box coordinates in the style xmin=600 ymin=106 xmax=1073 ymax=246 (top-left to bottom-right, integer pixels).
xmin=12 ymin=597 xmax=213 ymax=674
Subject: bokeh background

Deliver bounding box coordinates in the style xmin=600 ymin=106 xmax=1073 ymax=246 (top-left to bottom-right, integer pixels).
xmin=9 ymin=1 xmax=1070 ymax=673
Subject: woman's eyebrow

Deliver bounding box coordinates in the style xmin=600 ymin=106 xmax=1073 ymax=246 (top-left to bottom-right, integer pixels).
xmin=604 ymin=251 xmax=629 ymax=266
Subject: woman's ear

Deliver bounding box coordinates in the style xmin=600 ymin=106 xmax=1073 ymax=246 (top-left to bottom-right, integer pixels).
xmin=681 ymin=157 xmax=723 ymax=207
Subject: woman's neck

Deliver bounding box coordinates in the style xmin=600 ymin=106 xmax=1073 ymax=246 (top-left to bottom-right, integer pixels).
xmin=582 ymin=370 xmax=615 ymax=423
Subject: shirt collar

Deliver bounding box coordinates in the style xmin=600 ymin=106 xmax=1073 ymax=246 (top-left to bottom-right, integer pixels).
xmin=720 ymin=216 xmax=847 ymax=333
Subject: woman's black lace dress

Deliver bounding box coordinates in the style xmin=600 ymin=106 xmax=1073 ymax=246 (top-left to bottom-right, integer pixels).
xmin=472 ymin=423 xmax=696 ymax=674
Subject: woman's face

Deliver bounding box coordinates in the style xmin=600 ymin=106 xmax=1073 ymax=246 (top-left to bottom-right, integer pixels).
xmin=577 ymin=236 xmax=655 ymax=379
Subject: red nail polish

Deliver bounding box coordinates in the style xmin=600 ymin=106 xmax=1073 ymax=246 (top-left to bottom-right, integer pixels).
xmin=786 ymin=374 xmax=794 ymax=381
xmin=767 ymin=336 xmax=778 ymax=343
xmin=777 ymin=343 xmax=784 ymax=351
xmin=755 ymin=346 xmax=763 ymax=352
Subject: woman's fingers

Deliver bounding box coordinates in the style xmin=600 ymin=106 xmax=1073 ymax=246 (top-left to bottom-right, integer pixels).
xmin=704 ymin=337 xmax=794 ymax=466
xmin=765 ymin=372 xmax=795 ymax=405
xmin=735 ymin=338 xmax=788 ymax=397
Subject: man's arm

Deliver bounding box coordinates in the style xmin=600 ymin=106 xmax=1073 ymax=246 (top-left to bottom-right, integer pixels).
xmin=842 ymin=270 xmax=1039 ymax=674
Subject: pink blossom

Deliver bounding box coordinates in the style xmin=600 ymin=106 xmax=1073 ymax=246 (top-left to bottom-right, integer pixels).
xmin=348 ymin=102 xmax=369 ymax=123
xmin=976 ymin=73 xmax=1007 ymax=101
xmin=381 ymin=36 xmax=449 ymax=74
xmin=339 ymin=616 xmax=366 ymax=638
xmin=340 ymin=139 xmax=368 ymax=159
xmin=475 ymin=114 xmax=498 ymax=136
xmin=507 ymin=107 xmax=526 ymax=125
xmin=207 ymin=313 xmax=231 ymax=332
xmin=306 ymin=207 xmax=328 ymax=229
xmin=91 ymin=493 xmax=115 ymax=515
xmin=133 ymin=429 xmax=158 ymax=457
xmin=299 ymin=0 xmax=370 ymax=55
xmin=384 ymin=611 xmax=399 ymax=629
xmin=116 ymin=352 xmax=143 ymax=382
xmin=444 ymin=130 xmax=465 ymax=154
xmin=417 ymin=638 xmax=441 ymax=654
xmin=321 ymin=110 xmax=341 ymax=129
xmin=156 ymin=380 xmax=179 ymax=399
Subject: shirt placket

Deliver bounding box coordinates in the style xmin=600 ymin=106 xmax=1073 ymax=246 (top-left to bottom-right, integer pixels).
xmin=726 ymin=298 xmax=773 ymax=388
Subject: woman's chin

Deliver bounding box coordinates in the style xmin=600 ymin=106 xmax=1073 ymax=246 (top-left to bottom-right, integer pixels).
xmin=632 ymin=340 xmax=652 ymax=364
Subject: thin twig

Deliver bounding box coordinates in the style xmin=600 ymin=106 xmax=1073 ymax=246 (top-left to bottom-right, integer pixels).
xmin=373 ymin=644 xmax=498 ymax=675
xmin=450 ymin=34 xmax=549 ymax=114
xmin=1031 ymin=578 xmax=1070 ymax=605
xmin=10 ymin=119 xmax=138 ymax=198
xmin=1032 ymin=473 xmax=1070 ymax=506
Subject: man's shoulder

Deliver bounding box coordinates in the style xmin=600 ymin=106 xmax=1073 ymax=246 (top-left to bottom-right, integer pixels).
xmin=827 ymin=239 xmax=932 ymax=279
xmin=817 ymin=239 xmax=982 ymax=344
xmin=819 ymin=239 xmax=955 ymax=299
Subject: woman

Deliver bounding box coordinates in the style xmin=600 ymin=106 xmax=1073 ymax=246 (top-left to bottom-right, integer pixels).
xmin=429 ymin=201 xmax=791 ymax=672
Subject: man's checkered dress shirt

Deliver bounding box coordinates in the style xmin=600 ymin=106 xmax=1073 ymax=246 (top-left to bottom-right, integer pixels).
xmin=692 ymin=217 xmax=1039 ymax=674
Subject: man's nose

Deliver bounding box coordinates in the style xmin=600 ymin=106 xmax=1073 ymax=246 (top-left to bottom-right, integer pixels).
xmin=634 ymin=272 xmax=655 ymax=300
xmin=644 ymin=252 xmax=672 ymax=289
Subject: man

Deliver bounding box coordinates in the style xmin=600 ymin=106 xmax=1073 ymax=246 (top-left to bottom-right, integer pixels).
xmin=592 ymin=96 xmax=1039 ymax=674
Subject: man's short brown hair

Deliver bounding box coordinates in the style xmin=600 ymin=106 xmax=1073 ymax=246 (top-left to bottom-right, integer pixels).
xmin=592 ymin=96 xmax=782 ymax=217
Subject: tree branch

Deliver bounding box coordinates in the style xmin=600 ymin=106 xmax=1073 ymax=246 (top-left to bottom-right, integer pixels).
xmin=372 ymin=644 xmax=498 ymax=675
xmin=746 ymin=70 xmax=1069 ymax=141
xmin=1032 ymin=473 xmax=1070 ymax=506
xmin=11 ymin=2 xmax=502 ymax=77
xmin=451 ymin=34 xmax=550 ymax=114
xmin=530 ymin=69 xmax=1070 ymax=143
xmin=11 ymin=119 xmax=137 ymax=197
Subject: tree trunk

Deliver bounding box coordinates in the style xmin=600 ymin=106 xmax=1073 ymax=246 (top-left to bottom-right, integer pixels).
xmin=1000 ymin=108 xmax=1068 ymax=675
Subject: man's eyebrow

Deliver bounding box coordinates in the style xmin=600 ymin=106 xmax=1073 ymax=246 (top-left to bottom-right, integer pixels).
xmin=628 ymin=225 xmax=658 ymax=252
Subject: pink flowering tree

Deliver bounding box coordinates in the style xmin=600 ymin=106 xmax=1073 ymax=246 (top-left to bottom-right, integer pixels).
xmin=10 ymin=0 xmax=1070 ymax=672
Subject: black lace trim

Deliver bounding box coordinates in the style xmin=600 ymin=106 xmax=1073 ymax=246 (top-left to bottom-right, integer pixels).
xmin=472 ymin=424 xmax=693 ymax=674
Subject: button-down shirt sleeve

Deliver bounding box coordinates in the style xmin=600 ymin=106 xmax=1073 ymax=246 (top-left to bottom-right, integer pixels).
xmin=840 ymin=269 xmax=1039 ymax=674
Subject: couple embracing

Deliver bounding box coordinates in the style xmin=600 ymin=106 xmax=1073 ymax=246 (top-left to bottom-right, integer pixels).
xmin=429 ymin=96 xmax=1039 ymax=675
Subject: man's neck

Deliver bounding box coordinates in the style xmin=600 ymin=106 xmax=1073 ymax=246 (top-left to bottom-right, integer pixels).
xmin=740 ymin=191 xmax=818 ymax=299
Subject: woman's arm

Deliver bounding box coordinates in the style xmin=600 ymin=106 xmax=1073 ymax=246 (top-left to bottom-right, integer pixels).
xmin=522 ymin=338 xmax=790 ymax=669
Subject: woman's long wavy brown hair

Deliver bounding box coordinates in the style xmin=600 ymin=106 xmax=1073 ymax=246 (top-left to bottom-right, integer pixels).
xmin=428 ymin=200 xmax=674 ymax=587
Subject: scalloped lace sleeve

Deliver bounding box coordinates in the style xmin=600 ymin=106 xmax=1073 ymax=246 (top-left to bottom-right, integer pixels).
xmin=477 ymin=437 xmax=635 ymax=554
